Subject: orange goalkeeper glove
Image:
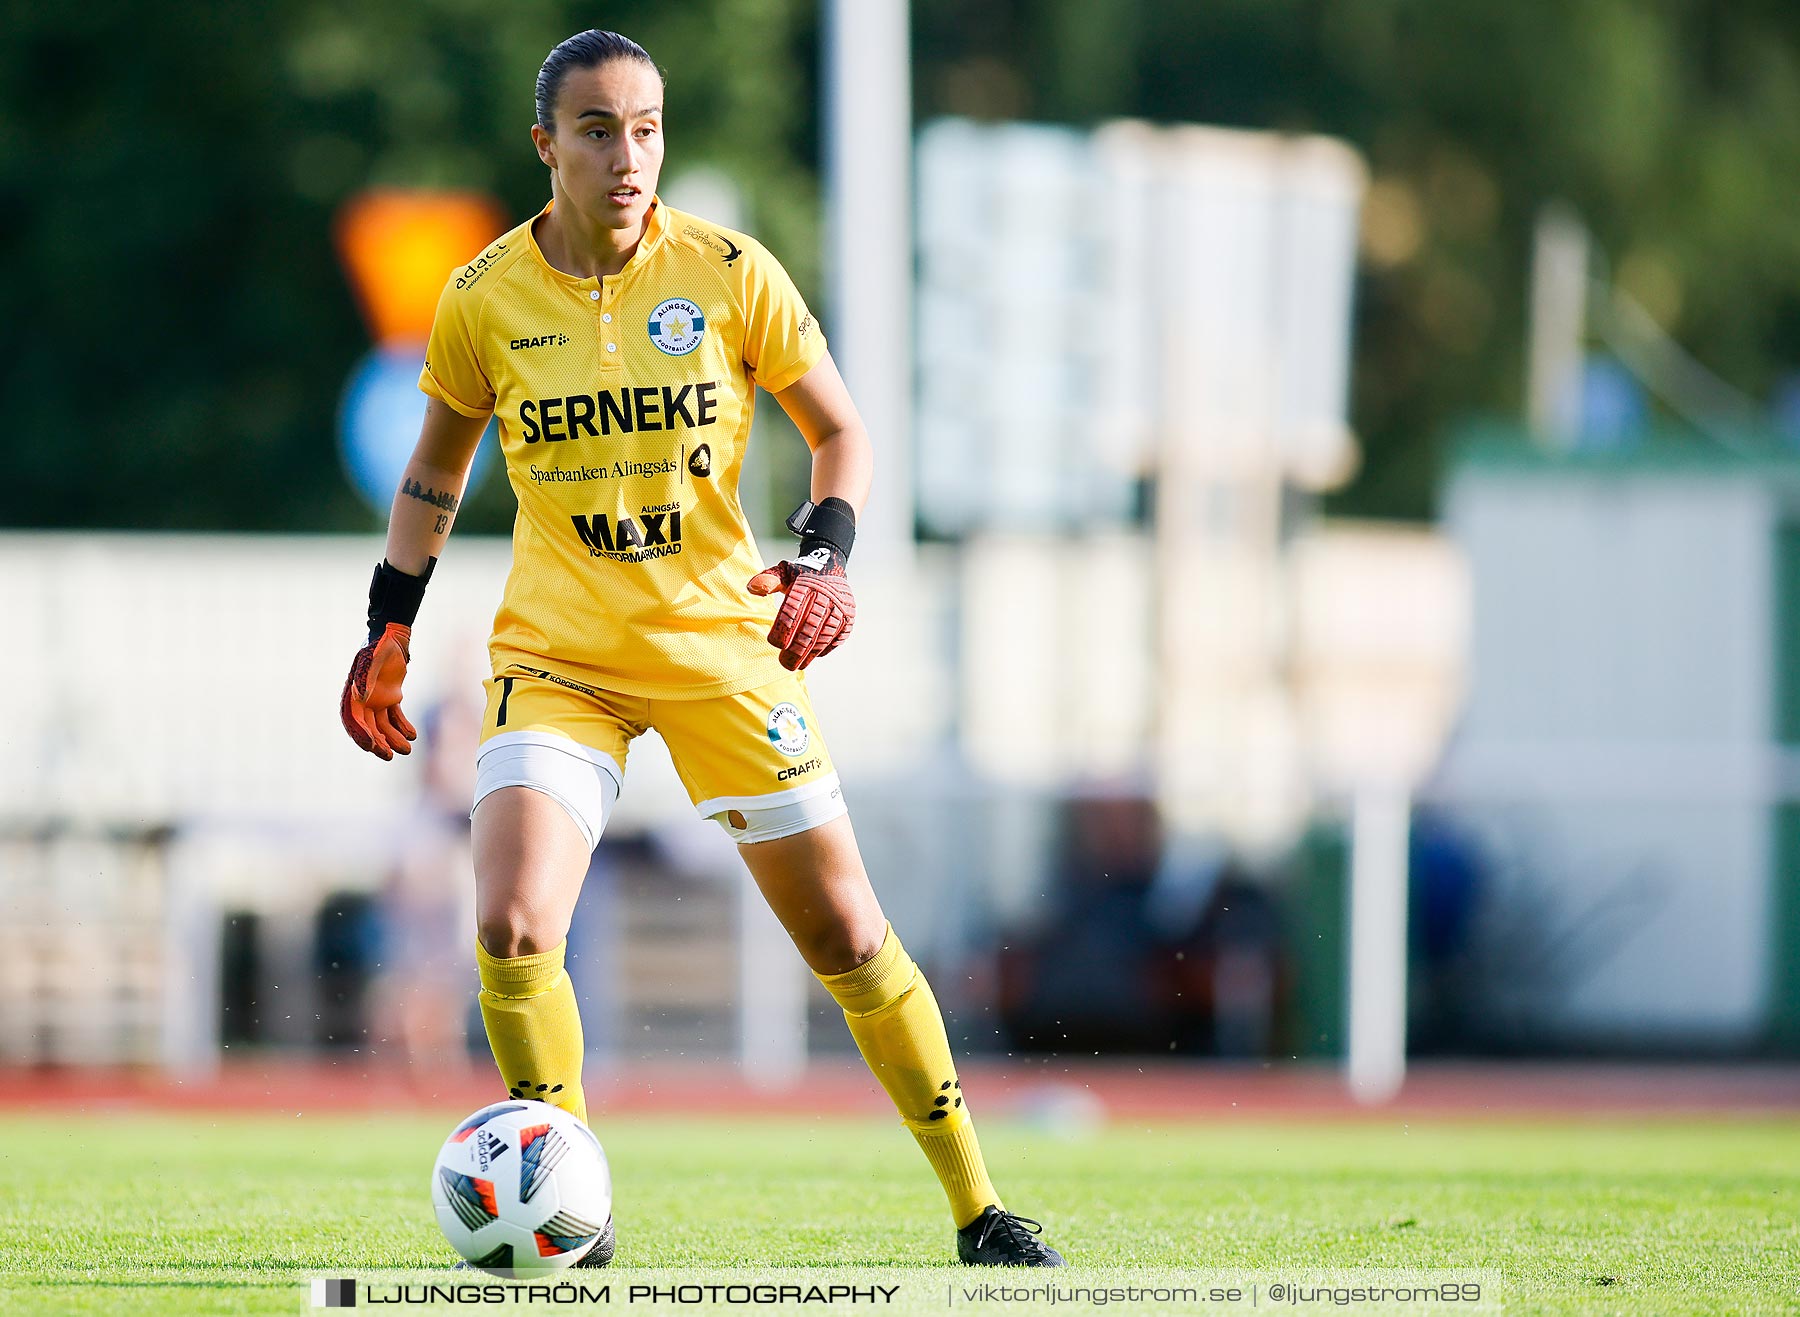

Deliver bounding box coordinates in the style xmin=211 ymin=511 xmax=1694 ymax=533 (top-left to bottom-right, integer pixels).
xmin=747 ymin=497 xmax=858 ymax=671
xmin=340 ymin=558 xmax=434 ymax=760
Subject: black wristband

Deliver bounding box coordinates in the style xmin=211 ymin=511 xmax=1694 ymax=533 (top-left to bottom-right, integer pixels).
xmin=787 ymin=497 xmax=857 ymax=563
xmin=365 ymin=556 xmax=437 ymax=642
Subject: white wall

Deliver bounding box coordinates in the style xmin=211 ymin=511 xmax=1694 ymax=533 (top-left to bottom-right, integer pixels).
xmin=1435 ymin=467 xmax=1777 ymax=1043
xmin=0 ymin=532 xmax=952 ymax=835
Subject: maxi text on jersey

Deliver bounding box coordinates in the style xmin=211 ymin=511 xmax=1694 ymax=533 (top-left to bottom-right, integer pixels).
xmin=571 ymin=501 xmax=685 ymax=564
xmin=521 ymin=382 xmax=720 ymax=443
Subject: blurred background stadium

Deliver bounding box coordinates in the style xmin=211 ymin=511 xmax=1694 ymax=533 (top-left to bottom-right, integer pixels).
xmin=4 ymin=0 xmax=1800 ymax=1119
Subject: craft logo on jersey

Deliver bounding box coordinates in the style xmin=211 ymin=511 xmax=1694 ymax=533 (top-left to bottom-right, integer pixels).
xmin=766 ymin=702 xmax=810 ymax=757
xmin=648 ymin=297 xmax=705 ymax=356
xmin=510 ymin=332 xmax=569 ymax=350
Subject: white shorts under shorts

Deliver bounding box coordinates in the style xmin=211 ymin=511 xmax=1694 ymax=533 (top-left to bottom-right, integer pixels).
xmin=472 ymin=730 xmax=846 ymax=852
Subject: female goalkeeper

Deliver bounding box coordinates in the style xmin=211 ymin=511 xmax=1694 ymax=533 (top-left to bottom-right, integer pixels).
xmin=339 ymin=29 xmax=1061 ymax=1269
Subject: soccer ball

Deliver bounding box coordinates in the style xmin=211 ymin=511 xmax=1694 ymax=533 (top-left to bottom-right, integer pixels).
xmin=431 ymin=1099 xmax=612 ymax=1276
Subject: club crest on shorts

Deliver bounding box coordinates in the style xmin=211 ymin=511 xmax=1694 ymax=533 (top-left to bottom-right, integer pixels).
xmin=648 ymin=297 xmax=705 ymax=355
xmin=766 ymin=702 xmax=810 ymax=756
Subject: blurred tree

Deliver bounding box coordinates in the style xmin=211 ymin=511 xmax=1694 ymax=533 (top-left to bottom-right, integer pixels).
xmin=3 ymin=1 xmax=1798 ymax=528
xmin=914 ymin=0 xmax=1800 ymax=519
xmin=0 ymin=0 xmax=819 ymax=531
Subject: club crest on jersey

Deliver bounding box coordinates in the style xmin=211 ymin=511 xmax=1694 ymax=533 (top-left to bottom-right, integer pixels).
xmin=648 ymin=297 xmax=705 ymax=356
xmin=766 ymin=703 xmax=810 ymax=757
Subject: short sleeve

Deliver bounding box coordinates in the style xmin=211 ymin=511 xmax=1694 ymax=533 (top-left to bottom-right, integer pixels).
xmin=417 ymin=279 xmax=496 ymax=417
xmin=740 ymin=240 xmax=827 ymax=393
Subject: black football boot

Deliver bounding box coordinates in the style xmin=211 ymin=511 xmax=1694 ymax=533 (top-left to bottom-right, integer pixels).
xmin=957 ymin=1207 xmax=1065 ymax=1267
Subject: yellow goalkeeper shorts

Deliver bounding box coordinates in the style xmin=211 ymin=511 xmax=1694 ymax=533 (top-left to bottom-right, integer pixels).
xmin=474 ymin=661 xmax=842 ymax=844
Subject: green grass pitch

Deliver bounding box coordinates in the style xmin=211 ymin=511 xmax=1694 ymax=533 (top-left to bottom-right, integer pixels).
xmin=0 ymin=1112 xmax=1795 ymax=1314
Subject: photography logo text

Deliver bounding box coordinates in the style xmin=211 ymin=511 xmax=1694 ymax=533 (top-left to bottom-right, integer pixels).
xmin=310 ymin=1278 xmax=356 ymax=1308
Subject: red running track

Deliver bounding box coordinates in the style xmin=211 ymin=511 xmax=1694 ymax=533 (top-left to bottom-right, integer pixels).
xmin=1 ymin=1058 xmax=1797 ymax=1120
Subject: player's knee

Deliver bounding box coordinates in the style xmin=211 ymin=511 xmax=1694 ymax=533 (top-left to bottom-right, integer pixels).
xmin=476 ymin=909 xmax=557 ymax=961
xmin=793 ymin=912 xmax=888 ymax=977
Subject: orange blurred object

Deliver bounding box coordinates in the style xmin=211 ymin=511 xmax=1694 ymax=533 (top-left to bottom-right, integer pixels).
xmin=334 ymin=189 xmax=509 ymax=345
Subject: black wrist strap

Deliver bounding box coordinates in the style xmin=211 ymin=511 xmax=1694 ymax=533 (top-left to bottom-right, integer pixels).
xmin=786 ymin=497 xmax=857 ymax=562
xmin=366 ymin=556 xmax=437 ymax=642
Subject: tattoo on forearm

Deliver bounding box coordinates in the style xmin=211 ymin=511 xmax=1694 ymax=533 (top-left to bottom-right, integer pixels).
xmin=402 ymin=477 xmax=459 ymax=513
xmin=434 ymin=514 xmax=449 ymax=534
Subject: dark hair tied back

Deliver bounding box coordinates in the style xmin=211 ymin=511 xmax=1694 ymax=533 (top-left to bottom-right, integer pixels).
xmin=535 ymin=30 xmax=661 ymax=132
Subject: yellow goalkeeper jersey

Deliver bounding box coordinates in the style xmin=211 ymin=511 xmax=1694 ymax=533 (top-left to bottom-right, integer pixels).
xmin=418 ymin=198 xmax=827 ymax=699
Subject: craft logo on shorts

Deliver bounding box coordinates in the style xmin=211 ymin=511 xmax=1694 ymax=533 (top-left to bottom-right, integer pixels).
xmin=648 ymin=297 xmax=705 ymax=356
xmin=776 ymin=756 xmax=821 ymax=782
xmin=766 ymin=703 xmax=810 ymax=757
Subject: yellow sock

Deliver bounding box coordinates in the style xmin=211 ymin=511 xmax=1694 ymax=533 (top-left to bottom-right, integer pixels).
xmin=476 ymin=939 xmax=588 ymax=1125
xmin=816 ymin=924 xmax=1000 ymax=1228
